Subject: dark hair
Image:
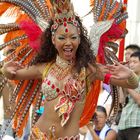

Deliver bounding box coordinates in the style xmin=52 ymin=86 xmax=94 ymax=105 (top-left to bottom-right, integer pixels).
xmin=130 ymin=51 xmax=140 ymax=61
xmin=91 ymin=106 xmax=107 ymax=121
xmin=35 ymin=16 xmax=96 ymax=72
xmin=125 ymin=44 xmax=140 ymax=52
xmin=96 ymin=105 xmax=107 ymax=116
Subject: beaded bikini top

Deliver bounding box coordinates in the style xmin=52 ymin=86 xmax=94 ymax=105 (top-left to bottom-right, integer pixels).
xmin=40 ymin=56 xmax=86 ymax=126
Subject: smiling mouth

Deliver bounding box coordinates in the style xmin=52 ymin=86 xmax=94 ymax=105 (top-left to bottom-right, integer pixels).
xmin=63 ymin=48 xmax=73 ymax=52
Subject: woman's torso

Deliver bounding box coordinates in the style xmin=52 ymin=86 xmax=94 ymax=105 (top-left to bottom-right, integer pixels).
xmin=35 ymin=58 xmax=88 ymax=138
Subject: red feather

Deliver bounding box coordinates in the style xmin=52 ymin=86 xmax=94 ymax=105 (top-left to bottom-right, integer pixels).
xmin=19 ymin=21 xmax=43 ymax=51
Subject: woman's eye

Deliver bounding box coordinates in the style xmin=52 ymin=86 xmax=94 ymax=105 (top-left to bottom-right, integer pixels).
xmin=58 ymin=37 xmax=65 ymax=40
xmin=72 ymin=36 xmax=78 ymax=39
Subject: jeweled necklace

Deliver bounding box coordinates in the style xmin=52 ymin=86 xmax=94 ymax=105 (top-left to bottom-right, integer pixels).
xmin=50 ymin=55 xmax=74 ymax=81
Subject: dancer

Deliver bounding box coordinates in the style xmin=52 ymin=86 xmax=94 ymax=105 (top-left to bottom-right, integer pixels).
xmin=0 ymin=0 xmax=138 ymax=139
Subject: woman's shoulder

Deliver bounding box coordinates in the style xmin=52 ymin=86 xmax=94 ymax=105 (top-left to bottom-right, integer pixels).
xmin=40 ymin=62 xmax=54 ymax=79
xmin=36 ymin=62 xmax=51 ymax=73
xmin=36 ymin=63 xmax=48 ymax=70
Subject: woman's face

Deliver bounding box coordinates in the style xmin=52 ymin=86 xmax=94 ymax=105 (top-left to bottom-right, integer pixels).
xmin=94 ymin=111 xmax=107 ymax=130
xmin=52 ymin=23 xmax=80 ymax=61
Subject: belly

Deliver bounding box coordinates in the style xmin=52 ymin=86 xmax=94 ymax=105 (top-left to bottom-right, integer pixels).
xmin=35 ymin=97 xmax=85 ymax=137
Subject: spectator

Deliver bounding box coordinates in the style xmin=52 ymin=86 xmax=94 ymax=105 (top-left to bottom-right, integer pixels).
xmin=85 ymin=106 xmax=117 ymax=140
xmin=125 ymin=44 xmax=140 ymax=62
xmin=116 ymin=44 xmax=140 ymax=125
xmin=117 ymin=51 xmax=140 ymax=140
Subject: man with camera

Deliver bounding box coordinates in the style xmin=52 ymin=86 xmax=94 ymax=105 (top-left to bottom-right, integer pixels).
xmin=85 ymin=106 xmax=117 ymax=140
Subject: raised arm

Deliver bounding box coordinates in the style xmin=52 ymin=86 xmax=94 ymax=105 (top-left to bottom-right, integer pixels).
xmin=1 ymin=61 xmax=45 ymax=80
xmin=107 ymin=61 xmax=138 ymax=88
xmin=87 ymin=62 xmax=139 ymax=89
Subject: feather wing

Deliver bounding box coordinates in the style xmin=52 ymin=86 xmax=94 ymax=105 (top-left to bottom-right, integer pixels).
xmin=0 ymin=0 xmax=51 ymax=138
xmin=89 ymin=0 xmax=128 ymax=125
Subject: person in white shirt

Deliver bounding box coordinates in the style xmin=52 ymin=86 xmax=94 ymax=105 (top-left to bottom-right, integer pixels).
xmin=85 ymin=106 xmax=117 ymax=140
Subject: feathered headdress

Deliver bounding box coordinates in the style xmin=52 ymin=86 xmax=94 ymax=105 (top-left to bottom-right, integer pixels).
xmin=49 ymin=0 xmax=79 ymax=33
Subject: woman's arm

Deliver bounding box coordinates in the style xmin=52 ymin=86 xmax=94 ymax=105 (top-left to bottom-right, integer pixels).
xmin=1 ymin=61 xmax=46 ymax=80
xmin=108 ymin=63 xmax=138 ymax=88
xmin=87 ymin=62 xmax=138 ymax=89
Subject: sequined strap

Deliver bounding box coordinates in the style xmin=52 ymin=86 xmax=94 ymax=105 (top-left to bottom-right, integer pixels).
xmin=42 ymin=62 xmax=53 ymax=80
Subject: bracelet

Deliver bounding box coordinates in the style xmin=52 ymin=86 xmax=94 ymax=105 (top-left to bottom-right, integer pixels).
xmin=103 ymin=73 xmax=112 ymax=85
xmin=127 ymin=71 xmax=139 ymax=86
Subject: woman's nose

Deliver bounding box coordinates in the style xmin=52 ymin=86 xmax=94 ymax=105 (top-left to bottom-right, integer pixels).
xmin=65 ymin=38 xmax=71 ymax=45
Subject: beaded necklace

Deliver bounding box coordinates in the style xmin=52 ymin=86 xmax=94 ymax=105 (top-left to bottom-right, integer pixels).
xmin=49 ymin=56 xmax=73 ymax=81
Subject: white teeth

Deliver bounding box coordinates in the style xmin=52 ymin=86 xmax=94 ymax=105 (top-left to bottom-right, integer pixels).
xmin=63 ymin=48 xmax=72 ymax=52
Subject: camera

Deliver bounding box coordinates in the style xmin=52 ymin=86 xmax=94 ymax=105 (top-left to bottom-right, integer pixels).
xmin=91 ymin=113 xmax=97 ymax=121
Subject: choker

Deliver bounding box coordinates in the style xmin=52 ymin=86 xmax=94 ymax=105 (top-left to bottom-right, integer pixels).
xmin=49 ymin=56 xmax=74 ymax=81
xmin=55 ymin=55 xmax=74 ymax=69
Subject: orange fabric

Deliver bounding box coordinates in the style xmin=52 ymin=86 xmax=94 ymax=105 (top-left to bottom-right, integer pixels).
xmin=13 ymin=80 xmax=40 ymax=137
xmin=13 ymin=81 xmax=30 ymax=129
xmin=16 ymin=80 xmax=38 ymax=137
xmin=118 ymin=20 xmax=126 ymax=31
xmin=4 ymin=30 xmax=25 ymax=43
xmin=107 ymin=2 xmax=119 ymax=20
xmin=0 ymin=2 xmax=11 ymax=15
xmin=16 ymin=112 xmax=29 ymax=138
xmin=4 ymin=14 xmax=31 ymax=43
xmin=46 ymin=0 xmax=53 ymax=10
xmin=79 ymin=80 xmax=101 ymax=127
xmin=98 ymin=2 xmax=106 ymax=21
xmin=45 ymin=0 xmax=53 ymax=18
xmin=16 ymin=14 xmax=31 ymax=23
xmin=90 ymin=0 xmax=94 ymax=7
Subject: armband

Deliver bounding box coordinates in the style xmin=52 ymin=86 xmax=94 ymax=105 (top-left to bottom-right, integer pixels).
xmin=103 ymin=73 xmax=112 ymax=85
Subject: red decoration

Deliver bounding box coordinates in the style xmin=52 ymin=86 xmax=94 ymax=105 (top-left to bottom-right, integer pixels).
xmin=65 ymin=28 xmax=68 ymax=32
xmin=103 ymin=73 xmax=112 ymax=84
xmin=19 ymin=20 xmax=42 ymax=51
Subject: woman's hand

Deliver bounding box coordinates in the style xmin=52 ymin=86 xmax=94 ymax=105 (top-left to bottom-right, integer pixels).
xmin=2 ymin=61 xmax=23 ymax=79
xmin=107 ymin=61 xmax=132 ymax=80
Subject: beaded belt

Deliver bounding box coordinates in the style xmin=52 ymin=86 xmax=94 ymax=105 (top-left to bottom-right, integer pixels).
xmin=30 ymin=125 xmax=80 ymax=140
